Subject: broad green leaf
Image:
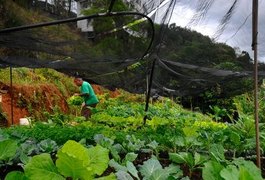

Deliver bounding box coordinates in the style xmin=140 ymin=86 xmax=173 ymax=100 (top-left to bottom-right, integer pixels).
xmin=220 ymin=165 xmax=239 ymax=180
xmin=109 ymin=159 xmax=127 ymax=172
xmin=194 ymin=152 xmax=208 ymax=166
xmin=59 ymin=140 xmax=90 ymax=165
xmin=56 ymin=140 xmax=93 ymax=179
xmin=94 ymin=134 xmax=114 ymax=149
xmin=126 ymin=161 xmax=139 ymax=179
xmin=56 ymin=151 xmax=93 ymax=180
xmin=0 ymin=139 xmax=18 ymax=161
xmin=237 ymin=160 xmax=263 ymax=180
xmin=185 ymin=137 xmax=202 ymax=146
xmin=169 ymin=153 xmax=187 ymax=164
xmin=87 ymin=144 xmax=109 ymax=176
xmin=116 ymin=170 xmax=134 ymax=180
xmin=139 ymin=158 xmax=162 ymax=179
xmin=147 ymin=140 xmax=159 ymax=150
xmin=38 ymin=139 xmax=58 ymax=153
xmin=20 ymin=141 xmax=38 ymax=156
xmin=173 ymin=136 xmax=185 ymax=147
xmin=149 ymin=169 xmax=169 ymax=180
xmin=5 ymin=171 xmax=28 ymax=180
xmin=209 ymin=144 xmax=225 ymax=162
xmin=169 ymin=152 xmax=194 ymax=167
xmin=24 ymin=153 xmax=64 ymax=180
xmin=19 ymin=152 xmax=31 ymax=165
xmin=124 ymin=152 xmax=138 ymax=163
xmin=109 ymin=146 xmax=120 ymax=162
xmin=94 ymin=173 xmax=116 ymax=180
xmin=239 ymin=166 xmax=255 ymax=180
xmin=202 ymin=160 xmax=224 ymax=180
xmin=164 ymin=164 xmax=183 ymax=178
xmin=112 ymin=144 xmax=126 ymax=154
xmin=230 ymin=131 xmax=241 ymax=146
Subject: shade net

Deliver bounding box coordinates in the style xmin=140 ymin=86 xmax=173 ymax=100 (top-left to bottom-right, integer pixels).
xmin=0 ymin=0 xmax=262 ymax=97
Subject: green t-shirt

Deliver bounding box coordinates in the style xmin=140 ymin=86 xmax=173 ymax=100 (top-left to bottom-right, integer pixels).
xmin=80 ymin=81 xmax=99 ymax=106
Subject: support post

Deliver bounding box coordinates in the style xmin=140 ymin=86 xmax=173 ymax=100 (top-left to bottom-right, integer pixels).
xmin=108 ymin=0 xmax=116 ymax=13
xmin=252 ymin=0 xmax=261 ymax=168
xmin=10 ymin=66 xmax=14 ymax=125
xmin=143 ymin=59 xmax=156 ymax=125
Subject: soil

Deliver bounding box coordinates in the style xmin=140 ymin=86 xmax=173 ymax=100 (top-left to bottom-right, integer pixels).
xmin=0 ymin=82 xmax=70 ymax=126
xmin=0 ymin=165 xmax=23 ymax=180
xmin=92 ymin=84 xmax=121 ymax=98
xmin=0 ymin=82 xmax=120 ymax=127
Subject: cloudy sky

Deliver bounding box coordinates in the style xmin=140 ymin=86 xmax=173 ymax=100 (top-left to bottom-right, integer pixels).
xmin=41 ymin=0 xmax=265 ymax=62
xmin=167 ymin=0 xmax=265 ymax=62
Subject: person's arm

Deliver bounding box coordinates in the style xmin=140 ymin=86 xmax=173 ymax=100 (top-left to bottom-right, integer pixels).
xmin=74 ymin=93 xmax=89 ymax=97
xmin=80 ymin=93 xmax=89 ymax=97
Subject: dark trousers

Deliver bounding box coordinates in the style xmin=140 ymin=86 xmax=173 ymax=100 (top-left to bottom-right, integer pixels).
xmin=81 ymin=104 xmax=97 ymax=119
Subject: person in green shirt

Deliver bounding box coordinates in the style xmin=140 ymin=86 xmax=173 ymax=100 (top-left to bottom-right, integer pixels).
xmin=74 ymin=77 xmax=99 ymax=119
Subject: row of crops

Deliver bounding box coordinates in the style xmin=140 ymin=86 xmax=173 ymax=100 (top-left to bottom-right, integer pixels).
xmin=0 ymin=92 xmax=265 ymax=179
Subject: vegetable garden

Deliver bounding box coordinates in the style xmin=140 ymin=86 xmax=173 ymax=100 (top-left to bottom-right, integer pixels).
xmin=1 ymin=91 xmax=265 ymax=179
xmin=1 ymin=0 xmax=265 ymax=179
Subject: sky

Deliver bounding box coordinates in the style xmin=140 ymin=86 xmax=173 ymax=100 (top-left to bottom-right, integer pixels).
xmin=168 ymin=0 xmax=265 ymax=62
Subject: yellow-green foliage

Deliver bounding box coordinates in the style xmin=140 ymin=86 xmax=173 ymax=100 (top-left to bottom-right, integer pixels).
xmin=0 ymin=67 xmax=77 ymax=97
xmin=193 ymin=120 xmax=227 ymax=130
xmin=67 ymin=96 xmax=83 ymax=106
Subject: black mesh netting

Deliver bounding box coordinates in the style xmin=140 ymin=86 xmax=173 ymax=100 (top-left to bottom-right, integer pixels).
xmin=0 ymin=0 xmax=264 ymax=98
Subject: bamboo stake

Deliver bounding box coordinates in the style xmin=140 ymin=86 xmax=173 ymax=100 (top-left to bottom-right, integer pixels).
xmin=252 ymin=0 xmax=261 ymax=168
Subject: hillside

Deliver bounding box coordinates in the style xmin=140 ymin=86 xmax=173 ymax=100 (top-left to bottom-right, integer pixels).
xmin=0 ymin=68 xmax=120 ymax=126
xmin=0 ymin=0 xmax=263 ymax=119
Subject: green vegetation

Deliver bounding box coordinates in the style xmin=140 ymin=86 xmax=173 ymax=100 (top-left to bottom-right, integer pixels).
xmin=1 ymin=94 xmax=264 ymax=179
xmin=1 ymin=1 xmax=265 ymax=179
xmin=1 ymin=76 xmax=265 ymax=178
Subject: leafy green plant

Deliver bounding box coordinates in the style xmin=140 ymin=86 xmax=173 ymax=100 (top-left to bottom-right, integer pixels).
xmin=4 ymin=171 xmax=27 ymax=180
xmin=38 ymin=139 xmax=58 ymax=154
xmin=202 ymin=158 xmax=263 ymax=180
xmin=109 ymin=152 xmax=139 ymax=179
xmin=94 ymin=134 xmax=125 ymax=162
xmin=56 ymin=140 xmax=107 ymax=179
xmin=202 ymin=143 xmax=264 ymax=180
xmin=123 ymin=135 xmax=145 ymax=152
xmin=139 ymin=158 xmax=183 ymax=180
xmin=43 ymin=107 xmax=70 ymax=126
xmin=5 ymin=140 xmax=115 ymax=180
xmin=146 ymin=140 xmax=159 ymax=157
xmin=209 ymin=105 xmax=230 ymax=122
xmin=67 ymin=95 xmax=83 ymax=106
xmin=24 ymin=153 xmax=64 ymax=179
xmin=0 ymin=139 xmax=18 ymax=164
xmin=169 ymin=152 xmax=208 ymax=178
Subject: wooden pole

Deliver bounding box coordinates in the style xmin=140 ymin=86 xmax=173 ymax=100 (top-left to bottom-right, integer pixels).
xmin=10 ymin=66 xmax=14 ymax=125
xmin=252 ymin=0 xmax=261 ymax=168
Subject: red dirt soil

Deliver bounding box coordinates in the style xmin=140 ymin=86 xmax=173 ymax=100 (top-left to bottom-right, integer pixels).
xmin=0 ymin=82 xmax=120 ymax=126
xmin=92 ymin=84 xmax=120 ymax=98
xmin=0 ymin=83 xmax=69 ymax=126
